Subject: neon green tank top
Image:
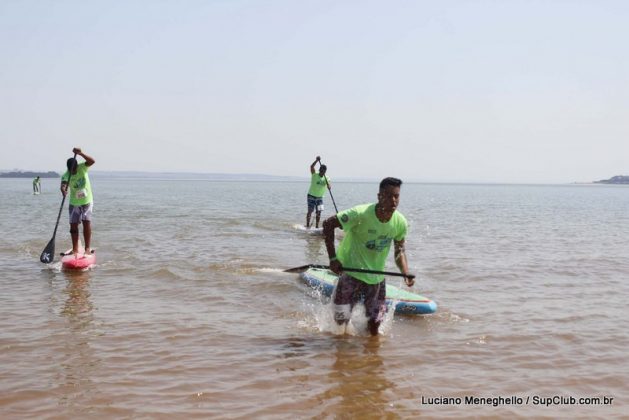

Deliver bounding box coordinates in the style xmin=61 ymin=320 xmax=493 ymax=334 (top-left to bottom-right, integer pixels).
xmin=336 ymin=203 xmax=407 ymax=284
xmin=61 ymin=163 xmax=93 ymax=206
xmin=308 ymin=173 xmax=330 ymax=198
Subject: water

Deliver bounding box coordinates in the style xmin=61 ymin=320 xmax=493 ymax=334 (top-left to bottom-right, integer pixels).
xmin=1 ymin=178 xmax=628 ymax=418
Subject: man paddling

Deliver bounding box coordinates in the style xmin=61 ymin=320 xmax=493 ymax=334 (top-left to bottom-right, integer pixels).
xmin=60 ymin=148 xmax=95 ymax=256
xmin=33 ymin=176 xmax=41 ymax=194
xmin=306 ymin=156 xmax=331 ymax=228
xmin=322 ymin=177 xmax=414 ymax=336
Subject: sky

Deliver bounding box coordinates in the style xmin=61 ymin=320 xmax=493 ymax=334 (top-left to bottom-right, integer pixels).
xmin=1 ymin=0 xmax=628 ymax=183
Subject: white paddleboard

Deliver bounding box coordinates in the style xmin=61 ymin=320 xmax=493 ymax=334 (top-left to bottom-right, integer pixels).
xmin=293 ymin=224 xmax=323 ymax=235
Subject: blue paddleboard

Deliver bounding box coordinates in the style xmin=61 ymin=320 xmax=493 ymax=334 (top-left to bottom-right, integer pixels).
xmin=300 ymin=268 xmax=437 ymax=315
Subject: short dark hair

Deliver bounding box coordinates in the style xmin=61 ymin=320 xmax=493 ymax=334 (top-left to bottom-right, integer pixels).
xmin=379 ymin=177 xmax=402 ymax=190
xmin=319 ymin=165 xmax=327 ymax=172
xmin=67 ymin=158 xmax=78 ymax=171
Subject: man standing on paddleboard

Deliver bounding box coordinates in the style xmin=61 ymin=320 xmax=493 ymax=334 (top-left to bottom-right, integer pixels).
xmin=306 ymin=156 xmax=331 ymax=229
xmin=322 ymin=177 xmax=414 ymax=336
xmin=33 ymin=176 xmax=41 ymax=194
xmin=60 ymin=148 xmax=96 ymax=256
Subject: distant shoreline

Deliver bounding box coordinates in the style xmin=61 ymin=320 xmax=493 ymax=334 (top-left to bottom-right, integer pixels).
xmin=3 ymin=169 xmax=626 ymax=185
xmin=89 ymin=171 xmax=307 ymax=182
xmin=0 ymin=170 xmax=374 ymax=182
xmin=0 ymin=171 xmax=59 ymax=178
xmin=594 ymin=175 xmax=629 ymax=185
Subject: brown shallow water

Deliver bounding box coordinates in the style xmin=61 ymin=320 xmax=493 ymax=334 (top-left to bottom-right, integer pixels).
xmin=1 ymin=179 xmax=628 ymax=418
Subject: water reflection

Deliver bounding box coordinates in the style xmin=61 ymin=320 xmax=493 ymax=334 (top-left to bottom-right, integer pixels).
xmin=321 ymin=337 xmax=396 ymax=417
xmin=61 ymin=271 xmax=94 ymax=325
xmin=57 ymin=270 xmax=98 ymax=410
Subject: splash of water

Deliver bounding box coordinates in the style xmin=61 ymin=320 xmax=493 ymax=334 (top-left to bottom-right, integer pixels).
xmin=300 ymin=288 xmax=396 ymax=337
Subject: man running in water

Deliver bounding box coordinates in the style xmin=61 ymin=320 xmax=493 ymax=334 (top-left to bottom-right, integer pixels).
xmin=322 ymin=177 xmax=414 ymax=336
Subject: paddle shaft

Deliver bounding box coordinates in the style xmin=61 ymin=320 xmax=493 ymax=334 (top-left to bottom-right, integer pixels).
xmin=56 ymin=153 xmax=78 ymax=235
xmin=40 ymin=153 xmax=76 ymax=263
xmin=319 ymin=158 xmax=338 ymax=213
xmin=51 ymin=191 xmax=67 ymax=239
xmin=286 ymin=264 xmax=415 ymax=279
xmin=325 ymin=178 xmax=338 ymax=214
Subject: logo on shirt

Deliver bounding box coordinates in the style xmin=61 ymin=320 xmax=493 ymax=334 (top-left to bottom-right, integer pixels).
xmin=72 ymin=177 xmax=86 ymax=189
xmin=341 ymin=214 xmax=349 ymax=223
xmin=365 ymin=236 xmax=392 ymax=252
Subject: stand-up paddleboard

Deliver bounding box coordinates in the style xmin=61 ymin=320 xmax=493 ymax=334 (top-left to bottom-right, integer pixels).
xmin=293 ymin=224 xmax=323 ymax=235
xmin=61 ymin=249 xmax=96 ymax=270
xmin=300 ymin=268 xmax=437 ymax=315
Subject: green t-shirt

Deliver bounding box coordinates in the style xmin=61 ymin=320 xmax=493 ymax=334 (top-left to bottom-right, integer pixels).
xmin=61 ymin=162 xmax=93 ymax=206
xmin=308 ymin=173 xmax=330 ymax=198
xmin=336 ymin=203 xmax=408 ymax=284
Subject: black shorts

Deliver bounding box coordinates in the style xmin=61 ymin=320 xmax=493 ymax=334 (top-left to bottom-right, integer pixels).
xmin=332 ymin=273 xmax=387 ymax=323
xmin=307 ymin=194 xmax=324 ymax=212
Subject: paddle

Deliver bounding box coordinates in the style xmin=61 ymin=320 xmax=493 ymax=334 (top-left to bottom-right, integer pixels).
xmin=325 ymin=177 xmax=338 ymax=214
xmin=40 ymin=153 xmax=76 ymax=263
xmin=319 ymin=158 xmax=338 ymax=213
xmin=284 ymin=264 xmax=415 ymax=279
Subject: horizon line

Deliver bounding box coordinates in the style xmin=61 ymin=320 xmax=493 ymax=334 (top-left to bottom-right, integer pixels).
xmin=2 ymin=168 xmax=622 ymax=185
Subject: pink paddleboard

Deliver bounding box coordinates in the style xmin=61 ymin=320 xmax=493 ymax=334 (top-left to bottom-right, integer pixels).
xmin=61 ymin=251 xmax=96 ymax=270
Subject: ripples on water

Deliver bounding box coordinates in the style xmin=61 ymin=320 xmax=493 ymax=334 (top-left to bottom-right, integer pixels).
xmin=1 ymin=179 xmax=628 ymax=418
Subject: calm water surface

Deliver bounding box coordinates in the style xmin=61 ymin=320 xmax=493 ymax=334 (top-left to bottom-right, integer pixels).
xmin=1 ymin=178 xmax=628 ymax=418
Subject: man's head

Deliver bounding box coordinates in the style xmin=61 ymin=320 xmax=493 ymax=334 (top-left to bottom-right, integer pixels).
xmin=67 ymin=157 xmax=78 ymax=174
xmin=378 ymin=177 xmax=402 ymax=213
xmin=319 ymin=165 xmax=327 ymax=176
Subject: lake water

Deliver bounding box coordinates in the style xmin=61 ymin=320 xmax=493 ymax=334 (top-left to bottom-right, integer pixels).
xmin=1 ymin=177 xmax=628 ymax=418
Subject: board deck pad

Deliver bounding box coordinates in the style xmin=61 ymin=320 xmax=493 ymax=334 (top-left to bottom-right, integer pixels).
xmin=61 ymin=250 xmax=96 ymax=270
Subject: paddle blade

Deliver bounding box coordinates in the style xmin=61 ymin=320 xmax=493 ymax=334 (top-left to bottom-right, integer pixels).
xmin=284 ymin=264 xmax=329 ymax=273
xmin=40 ymin=237 xmax=56 ymax=263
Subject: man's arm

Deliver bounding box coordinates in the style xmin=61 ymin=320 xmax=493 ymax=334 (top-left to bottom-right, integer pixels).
xmin=322 ymin=215 xmax=342 ymax=274
xmin=394 ymin=239 xmax=414 ymax=287
xmin=310 ymin=156 xmax=320 ymax=174
xmin=73 ymin=147 xmax=95 ymax=167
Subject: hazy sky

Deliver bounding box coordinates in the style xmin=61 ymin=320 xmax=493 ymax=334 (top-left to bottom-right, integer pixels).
xmin=1 ymin=0 xmax=627 ymax=183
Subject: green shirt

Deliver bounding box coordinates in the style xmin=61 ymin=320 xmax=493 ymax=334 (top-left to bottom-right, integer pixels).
xmin=61 ymin=162 xmax=93 ymax=206
xmin=336 ymin=203 xmax=408 ymax=284
xmin=308 ymin=173 xmax=330 ymax=198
